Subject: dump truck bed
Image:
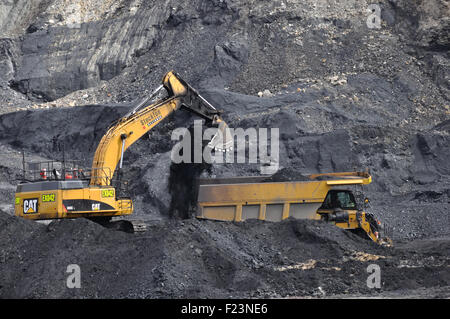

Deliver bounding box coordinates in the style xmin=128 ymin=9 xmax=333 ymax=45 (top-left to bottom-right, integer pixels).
xmin=196 ymin=172 xmax=371 ymax=222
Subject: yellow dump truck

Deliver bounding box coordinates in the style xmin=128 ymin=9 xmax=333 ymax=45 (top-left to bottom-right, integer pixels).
xmin=197 ymin=171 xmax=383 ymax=243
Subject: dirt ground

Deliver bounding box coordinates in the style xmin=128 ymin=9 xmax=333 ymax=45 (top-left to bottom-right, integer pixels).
xmin=1 ymin=211 xmax=448 ymax=298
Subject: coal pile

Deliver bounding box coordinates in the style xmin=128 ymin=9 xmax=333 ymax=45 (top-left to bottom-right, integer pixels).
xmin=263 ymin=168 xmax=311 ymax=182
xmin=1 ymin=210 xmax=448 ymax=298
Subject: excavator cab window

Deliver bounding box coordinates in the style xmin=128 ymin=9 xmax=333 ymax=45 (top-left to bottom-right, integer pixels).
xmin=320 ymin=190 xmax=357 ymax=210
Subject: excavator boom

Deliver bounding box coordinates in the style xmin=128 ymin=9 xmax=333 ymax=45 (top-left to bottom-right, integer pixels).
xmin=90 ymin=71 xmax=230 ymax=186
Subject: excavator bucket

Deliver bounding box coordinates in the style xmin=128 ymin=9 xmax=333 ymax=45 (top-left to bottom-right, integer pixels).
xmin=207 ymin=120 xmax=233 ymax=152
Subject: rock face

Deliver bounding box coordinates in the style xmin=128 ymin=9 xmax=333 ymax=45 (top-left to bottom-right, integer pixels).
xmin=0 ymin=0 xmax=42 ymax=36
xmin=391 ymin=0 xmax=450 ymax=50
xmin=1 ymin=0 xmax=242 ymax=102
xmin=0 ymin=0 xmax=446 ymax=105
xmin=9 ymin=3 xmax=168 ymax=101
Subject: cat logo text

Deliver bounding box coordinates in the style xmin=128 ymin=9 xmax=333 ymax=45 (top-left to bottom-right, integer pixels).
xmin=23 ymin=198 xmax=38 ymax=214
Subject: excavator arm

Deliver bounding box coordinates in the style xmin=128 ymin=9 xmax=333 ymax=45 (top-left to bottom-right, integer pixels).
xmin=90 ymin=71 xmax=230 ymax=186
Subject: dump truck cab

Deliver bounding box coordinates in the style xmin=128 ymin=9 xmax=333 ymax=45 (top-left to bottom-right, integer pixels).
xmin=320 ymin=189 xmax=358 ymax=211
xmin=317 ymin=189 xmax=380 ymax=241
xmin=318 ymin=189 xmax=359 ymax=224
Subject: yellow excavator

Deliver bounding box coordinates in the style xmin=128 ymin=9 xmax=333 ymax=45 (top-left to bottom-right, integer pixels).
xmin=14 ymin=71 xmax=231 ymax=225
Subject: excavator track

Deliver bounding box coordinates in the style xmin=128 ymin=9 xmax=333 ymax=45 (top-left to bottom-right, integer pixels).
xmin=88 ymin=217 xmax=146 ymax=233
xmin=128 ymin=220 xmax=147 ymax=232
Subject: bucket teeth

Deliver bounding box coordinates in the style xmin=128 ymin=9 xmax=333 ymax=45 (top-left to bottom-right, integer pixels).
xmin=207 ymin=120 xmax=233 ymax=152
